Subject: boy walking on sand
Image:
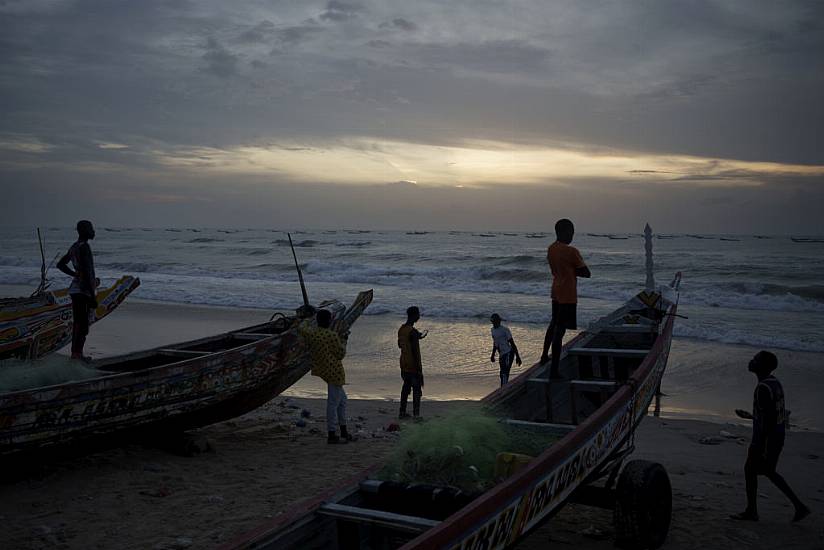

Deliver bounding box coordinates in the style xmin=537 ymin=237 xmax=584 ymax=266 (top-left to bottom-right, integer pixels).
xmin=303 ymin=309 xmax=353 ymax=444
xmin=490 ymin=313 xmax=521 ymax=386
xmin=398 ymin=306 xmax=427 ymax=419
xmin=540 ymin=218 xmax=590 ymax=379
xmin=56 ymin=220 xmax=99 ymax=362
xmin=731 ymin=351 xmax=809 ymax=522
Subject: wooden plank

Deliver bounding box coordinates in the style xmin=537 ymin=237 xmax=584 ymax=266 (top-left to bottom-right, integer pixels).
xmin=599 ymin=325 xmax=656 ymax=334
xmin=317 ymin=503 xmax=439 ymax=534
xmin=158 ymin=349 xmax=212 ymax=356
xmin=570 ymin=380 xmax=620 ymax=388
xmin=504 ymin=419 xmax=577 ymax=433
xmin=567 ymin=347 xmax=649 ymax=358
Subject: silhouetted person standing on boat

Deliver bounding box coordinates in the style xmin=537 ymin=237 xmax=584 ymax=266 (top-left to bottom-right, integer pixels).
xmin=540 ymin=219 xmax=590 ymax=378
xmin=303 ymin=309 xmax=354 ymax=444
xmin=490 ymin=313 xmax=521 ymax=386
xmin=398 ymin=306 xmax=427 ymax=419
xmin=731 ymin=351 xmax=810 ymax=522
xmin=57 ymin=220 xmax=98 ymax=362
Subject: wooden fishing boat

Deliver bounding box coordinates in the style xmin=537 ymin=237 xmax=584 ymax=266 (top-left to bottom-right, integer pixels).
xmin=0 ymin=290 xmax=372 ymax=459
xmin=790 ymin=237 xmax=824 ymax=243
xmin=225 ymin=241 xmax=680 ymax=550
xmin=0 ymin=275 xmax=141 ymax=361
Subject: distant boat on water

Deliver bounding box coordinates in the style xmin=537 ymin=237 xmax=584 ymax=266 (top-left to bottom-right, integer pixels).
xmin=608 ymin=235 xmax=629 ymax=240
xmin=686 ymin=234 xmax=714 ymax=240
xmin=790 ymin=237 xmax=824 ymax=243
xmin=656 ymin=234 xmax=676 ymax=239
xmin=719 ymin=237 xmax=741 ymax=242
xmin=406 ymin=231 xmax=429 ymax=235
xmin=753 ymin=235 xmax=771 ymax=239
xmin=524 ymin=233 xmax=545 ymax=239
xmin=474 ymin=233 xmax=496 ymax=237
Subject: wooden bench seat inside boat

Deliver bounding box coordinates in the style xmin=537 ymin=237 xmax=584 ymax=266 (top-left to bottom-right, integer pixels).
xmin=317 ymin=503 xmax=439 ymax=534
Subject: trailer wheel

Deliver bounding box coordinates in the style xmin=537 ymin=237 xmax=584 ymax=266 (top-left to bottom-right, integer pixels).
xmin=613 ymin=460 xmax=671 ymax=549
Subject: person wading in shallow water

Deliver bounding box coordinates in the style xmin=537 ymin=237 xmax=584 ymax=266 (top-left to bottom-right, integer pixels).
xmin=731 ymin=350 xmax=810 ymax=522
xmin=398 ymin=306 xmax=427 ymax=420
xmin=540 ymin=218 xmax=590 ymax=378
xmin=57 ymin=220 xmax=99 ymax=362
xmin=302 ymin=309 xmax=354 ymax=444
xmin=490 ymin=313 xmax=521 ymax=386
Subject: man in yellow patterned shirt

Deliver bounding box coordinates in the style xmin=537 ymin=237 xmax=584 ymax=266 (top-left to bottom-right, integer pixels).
xmin=303 ymin=309 xmax=353 ymax=444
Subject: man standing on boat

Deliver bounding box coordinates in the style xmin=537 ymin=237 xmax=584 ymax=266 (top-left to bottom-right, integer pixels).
xmin=731 ymin=351 xmax=810 ymax=522
xmin=490 ymin=313 xmax=522 ymax=386
xmin=540 ymin=219 xmax=590 ymax=378
xmin=57 ymin=220 xmax=99 ymax=362
xmin=398 ymin=306 xmax=427 ymax=419
xmin=303 ymin=309 xmax=354 ymax=444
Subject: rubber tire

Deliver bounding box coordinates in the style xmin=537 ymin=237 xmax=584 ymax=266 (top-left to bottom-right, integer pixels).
xmin=613 ymin=460 xmax=672 ymax=549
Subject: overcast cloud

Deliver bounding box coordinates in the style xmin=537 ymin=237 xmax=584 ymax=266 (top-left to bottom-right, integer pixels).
xmin=1 ymin=0 xmax=822 ymax=232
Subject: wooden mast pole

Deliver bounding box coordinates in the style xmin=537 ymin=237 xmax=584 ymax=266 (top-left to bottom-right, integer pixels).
xmin=644 ymin=223 xmax=655 ymax=292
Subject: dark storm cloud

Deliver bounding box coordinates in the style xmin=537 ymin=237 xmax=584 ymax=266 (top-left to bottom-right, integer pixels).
xmin=202 ymin=38 xmax=239 ymax=78
xmin=379 ymin=17 xmax=417 ymax=32
xmin=319 ymin=1 xmax=363 ymax=22
xmin=237 ymin=20 xmax=276 ymax=44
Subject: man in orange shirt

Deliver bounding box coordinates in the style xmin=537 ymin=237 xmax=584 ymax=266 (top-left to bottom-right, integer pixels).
xmin=540 ymin=219 xmax=591 ymax=378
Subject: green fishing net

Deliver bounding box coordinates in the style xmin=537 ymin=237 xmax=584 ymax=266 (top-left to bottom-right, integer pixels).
xmin=379 ymin=408 xmax=558 ymax=492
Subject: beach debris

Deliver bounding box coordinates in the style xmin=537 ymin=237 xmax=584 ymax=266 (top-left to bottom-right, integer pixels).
xmin=140 ymin=486 xmax=172 ymax=498
xmin=386 ymin=422 xmax=401 ymax=432
xmin=153 ymin=536 xmax=194 ymax=549
xmin=295 ymin=419 xmax=307 ymax=428
xmin=309 ymin=427 xmax=320 ymax=435
xmin=580 ymin=525 xmax=609 ymax=539
xmin=357 ymin=415 xmax=366 ymax=421
xmin=300 ymin=408 xmax=312 ymax=418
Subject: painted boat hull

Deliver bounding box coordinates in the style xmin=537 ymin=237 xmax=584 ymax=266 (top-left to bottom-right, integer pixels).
xmin=0 ymin=275 xmax=141 ymax=361
xmin=0 ymin=289 xmax=373 ymax=458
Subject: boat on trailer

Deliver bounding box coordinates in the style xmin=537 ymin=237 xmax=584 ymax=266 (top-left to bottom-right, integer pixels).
xmin=0 ymin=290 xmax=373 ymax=459
xmin=0 ymin=275 xmax=141 ymax=361
xmin=224 ymin=232 xmax=681 ymax=550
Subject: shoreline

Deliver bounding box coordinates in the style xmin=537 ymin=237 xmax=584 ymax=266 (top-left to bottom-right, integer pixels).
xmin=0 ymin=397 xmax=821 ymax=549
xmin=2 ymin=288 xmax=821 ymax=431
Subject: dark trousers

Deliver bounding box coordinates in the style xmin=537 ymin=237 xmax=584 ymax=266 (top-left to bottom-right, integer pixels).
xmin=499 ymin=352 xmax=514 ymax=386
xmin=542 ymin=301 xmax=577 ymax=378
xmin=400 ymin=371 xmax=422 ymax=416
xmin=744 ymin=443 xmax=804 ymax=513
xmin=70 ymin=293 xmax=92 ymax=356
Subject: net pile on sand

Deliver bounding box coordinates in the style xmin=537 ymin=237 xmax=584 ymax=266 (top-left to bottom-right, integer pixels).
xmin=380 ymin=409 xmax=557 ymax=492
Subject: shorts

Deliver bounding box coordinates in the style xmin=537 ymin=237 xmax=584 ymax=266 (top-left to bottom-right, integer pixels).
xmin=551 ymin=301 xmax=577 ymax=330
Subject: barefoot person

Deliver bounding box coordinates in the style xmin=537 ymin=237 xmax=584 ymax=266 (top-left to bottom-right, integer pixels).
xmin=56 ymin=220 xmax=98 ymax=362
xmin=540 ymin=219 xmax=590 ymax=378
xmin=490 ymin=313 xmax=521 ymax=386
xmin=731 ymin=351 xmax=810 ymax=522
xmin=398 ymin=306 xmax=427 ymax=419
xmin=303 ymin=309 xmax=353 ymax=444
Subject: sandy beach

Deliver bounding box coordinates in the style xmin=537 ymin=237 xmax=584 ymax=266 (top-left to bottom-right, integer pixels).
xmin=0 ymin=396 xmax=821 ymax=550
xmin=1 ymin=295 xmax=822 ymax=549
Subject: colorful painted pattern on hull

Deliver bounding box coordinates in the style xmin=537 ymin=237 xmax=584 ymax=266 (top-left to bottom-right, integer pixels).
xmin=0 ymin=275 xmax=140 ymax=361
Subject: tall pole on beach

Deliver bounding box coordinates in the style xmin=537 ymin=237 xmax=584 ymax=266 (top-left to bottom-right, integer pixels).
xmin=644 ymin=223 xmax=655 ymax=292
xmin=287 ymin=233 xmax=311 ymax=312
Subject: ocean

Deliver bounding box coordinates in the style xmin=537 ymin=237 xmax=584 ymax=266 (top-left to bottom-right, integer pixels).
xmin=1 ymin=226 xmax=822 ymax=353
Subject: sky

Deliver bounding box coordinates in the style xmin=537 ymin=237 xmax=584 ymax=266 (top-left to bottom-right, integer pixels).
xmin=1 ymin=0 xmax=823 ymax=233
